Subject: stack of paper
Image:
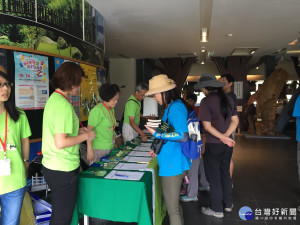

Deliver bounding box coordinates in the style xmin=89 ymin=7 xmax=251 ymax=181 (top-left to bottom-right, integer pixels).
xmin=146 ymin=119 xmax=161 ymax=128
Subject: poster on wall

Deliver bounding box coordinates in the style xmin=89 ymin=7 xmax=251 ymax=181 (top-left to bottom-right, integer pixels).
xmin=234 ymin=81 xmax=243 ymax=99
xmin=80 ymin=64 xmax=98 ymax=121
xmin=84 ymin=3 xmax=104 ymax=50
xmin=14 ymin=52 xmax=49 ymax=110
xmin=54 ymin=58 xmax=81 ymax=118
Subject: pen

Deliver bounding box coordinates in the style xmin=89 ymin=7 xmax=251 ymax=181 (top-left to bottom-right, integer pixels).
xmin=115 ymin=173 xmax=128 ymax=178
xmin=137 ymin=162 xmax=149 ymax=164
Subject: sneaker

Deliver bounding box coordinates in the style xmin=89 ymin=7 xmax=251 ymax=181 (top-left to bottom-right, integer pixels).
xmin=198 ymin=186 xmax=210 ymax=192
xmin=180 ymin=195 xmax=198 ymax=202
xmin=201 ymin=207 xmax=224 ymax=218
xmin=224 ymin=204 xmax=234 ymax=213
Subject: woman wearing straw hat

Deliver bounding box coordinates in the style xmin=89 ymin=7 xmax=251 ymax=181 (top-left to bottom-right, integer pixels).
xmin=194 ymin=73 xmax=239 ymax=218
xmin=145 ymin=74 xmax=191 ymax=225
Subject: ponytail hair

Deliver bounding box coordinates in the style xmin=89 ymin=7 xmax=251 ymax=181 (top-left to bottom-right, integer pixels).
xmin=205 ymin=86 xmax=230 ymax=119
xmin=161 ymin=88 xmax=193 ymax=113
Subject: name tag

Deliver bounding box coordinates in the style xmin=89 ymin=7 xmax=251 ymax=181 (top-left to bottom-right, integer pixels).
xmin=0 ymin=158 xmax=11 ymax=176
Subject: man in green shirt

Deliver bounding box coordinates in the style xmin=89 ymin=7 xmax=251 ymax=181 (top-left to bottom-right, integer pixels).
xmin=122 ymin=83 xmax=149 ymax=143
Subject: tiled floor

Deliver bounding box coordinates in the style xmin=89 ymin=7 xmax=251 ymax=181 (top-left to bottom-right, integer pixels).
xmin=85 ymin=127 xmax=300 ymax=225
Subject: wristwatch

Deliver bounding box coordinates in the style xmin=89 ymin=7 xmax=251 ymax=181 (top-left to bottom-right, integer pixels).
xmin=23 ymin=159 xmax=30 ymax=162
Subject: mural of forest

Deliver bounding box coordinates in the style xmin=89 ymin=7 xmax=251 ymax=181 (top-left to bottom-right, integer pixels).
xmin=0 ymin=0 xmax=104 ymax=66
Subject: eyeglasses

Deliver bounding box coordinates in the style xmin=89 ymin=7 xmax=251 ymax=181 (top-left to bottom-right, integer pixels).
xmin=0 ymin=82 xmax=13 ymax=88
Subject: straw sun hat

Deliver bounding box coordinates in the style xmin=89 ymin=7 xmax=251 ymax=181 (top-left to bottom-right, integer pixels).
xmin=145 ymin=74 xmax=176 ymax=96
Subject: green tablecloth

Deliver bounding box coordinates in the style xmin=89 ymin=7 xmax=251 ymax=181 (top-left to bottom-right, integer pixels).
xmin=71 ymin=144 xmax=166 ymax=225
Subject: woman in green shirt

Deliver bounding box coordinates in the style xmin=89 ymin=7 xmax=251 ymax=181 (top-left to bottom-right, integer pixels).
xmin=0 ymin=66 xmax=31 ymax=225
xmin=42 ymin=62 xmax=95 ymax=225
xmin=87 ymin=83 xmax=120 ymax=164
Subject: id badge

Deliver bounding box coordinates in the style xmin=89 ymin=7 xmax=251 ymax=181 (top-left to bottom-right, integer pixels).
xmin=0 ymin=158 xmax=11 ymax=176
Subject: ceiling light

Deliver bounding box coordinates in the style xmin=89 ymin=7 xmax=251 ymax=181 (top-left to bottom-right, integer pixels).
xmin=201 ymin=61 xmax=205 ymax=64
xmin=201 ymin=49 xmax=206 ymax=53
xmin=288 ymin=38 xmax=299 ymax=45
xmin=231 ymin=47 xmax=259 ymax=56
xmin=286 ymin=50 xmax=300 ymax=54
xmin=256 ymin=67 xmax=259 ymax=69
xmin=200 ymin=28 xmax=208 ymax=42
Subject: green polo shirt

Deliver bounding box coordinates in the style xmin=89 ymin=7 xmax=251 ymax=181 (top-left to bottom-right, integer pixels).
xmin=42 ymin=92 xmax=80 ymax=172
xmin=88 ymin=103 xmax=116 ymax=150
xmin=0 ymin=109 xmax=31 ymax=195
xmin=123 ymin=95 xmax=141 ymax=126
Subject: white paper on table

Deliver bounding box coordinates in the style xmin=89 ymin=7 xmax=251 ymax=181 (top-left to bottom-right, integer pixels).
xmin=133 ymin=146 xmax=150 ymax=151
xmin=140 ymin=143 xmax=152 ymax=147
xmin=122 ymin=156 xmax=152 ymax=163
xmin=114 ymin=163 xmax=148 ymax=170
xmin=104 ymin=170 xmax=144 ymax=181
xmin=128 ymin=151 xmax=150 ymax=157
xmin=143 ymin=97 xmax=158 ymax=117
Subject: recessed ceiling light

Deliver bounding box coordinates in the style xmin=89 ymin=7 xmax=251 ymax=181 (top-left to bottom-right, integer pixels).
xmin=231 ymin=48 xmax=259 ymax=56
xmin=201 ymin=61 xmax=205 ymax=65
xmin=286 ymin=50 xmax=300 ymax=54
xmin=227 ymin=34 xmax=233 ymax=37
xmin=200 ymin=28 xmax=208 ymax=42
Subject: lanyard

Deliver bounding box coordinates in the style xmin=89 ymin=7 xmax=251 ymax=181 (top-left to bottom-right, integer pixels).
xmin=54 ymin=91 xmax=84 ymax=128
xmin=102 ymin=102 xmax=115 ymax=131
xmin=0 ymin=110 xmax=8 ymax=159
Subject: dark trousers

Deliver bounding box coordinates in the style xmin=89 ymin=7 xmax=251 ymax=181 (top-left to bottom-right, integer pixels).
xmin=203 ymin=143 xmax=233 ymax=212
xmin=42 ymin=166 xmax=80 ymax=225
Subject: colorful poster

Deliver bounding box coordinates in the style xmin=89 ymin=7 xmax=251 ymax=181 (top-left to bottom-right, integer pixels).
xmin=80 ymin=64 xmax=98 ymax=121
xmin=54 ymin=58 xmax=81 ymax=118
xmin=14 ymin=52 xmax=49 ymax=110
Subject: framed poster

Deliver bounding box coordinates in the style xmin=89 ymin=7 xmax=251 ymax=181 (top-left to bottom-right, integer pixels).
xmin=14 ymin=52 xmax=49 ymax=110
